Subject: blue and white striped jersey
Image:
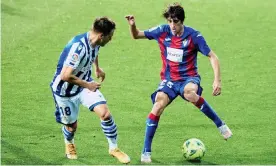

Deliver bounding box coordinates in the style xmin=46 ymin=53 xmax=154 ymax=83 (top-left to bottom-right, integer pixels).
xmin=50 ymin=32 xmax=100 ymax=97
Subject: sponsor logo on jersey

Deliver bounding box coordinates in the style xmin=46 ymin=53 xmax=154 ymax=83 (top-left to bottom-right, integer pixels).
xmin=166 ymin=47 xmax=183 ymax=62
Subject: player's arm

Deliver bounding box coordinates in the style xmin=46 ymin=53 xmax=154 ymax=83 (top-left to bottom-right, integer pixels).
xmin=208 ymin=50 xmax=221 ymax=96
xmin=194 ymin=32 xmax=221 ymax=96
xmin=60 ymin=66 xmax=100 ymax=91
xmin=93 ymin=56 xmax=105 ymax=82
xmin=60 ymin=66 xmax=89 ymax=88
xmin=125 ymin=15 xmax=146 ymax=39
xmin=61 ymin=43 xmax=101 ymax=91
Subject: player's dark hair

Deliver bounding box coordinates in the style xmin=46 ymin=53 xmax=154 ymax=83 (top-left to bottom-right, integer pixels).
xmin=163 ymin=3 xmax=185 ymax=23
xmin=92 ymin=17 xmax=116 ymax=36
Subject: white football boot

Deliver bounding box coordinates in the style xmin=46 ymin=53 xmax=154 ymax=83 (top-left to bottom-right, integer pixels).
xmin=141 ymin=152 xmax=152 ymax=163
xmin=218 ymin=124 xmax=233 ymax=140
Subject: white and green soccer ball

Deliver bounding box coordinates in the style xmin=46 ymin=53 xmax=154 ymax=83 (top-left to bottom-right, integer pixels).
xmin=182 ymin=138 xmax=206 ymax=161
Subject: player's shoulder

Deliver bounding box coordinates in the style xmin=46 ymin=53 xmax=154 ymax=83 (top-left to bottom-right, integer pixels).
xmin=184 ymin=26 xmax=204 ymax=40
xmin=160 ymin=24 xmax=170 ymax=32
xmin=148 ymin=24 xmax=170 ymax=33
xmin=184 ymin=26 xmax=200 ymax=35
xmin=67 ymin=32 xmax=87 ymax=46
xmin=63 ymin=32 xmax=88 ymax=56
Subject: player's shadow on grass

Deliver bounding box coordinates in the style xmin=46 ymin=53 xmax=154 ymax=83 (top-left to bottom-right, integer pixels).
xmin=180 ymin=159 xmax=218 ymax=165
xmin=1 ymin=3 xmax=24 ymax=16
xmin=2 ymin=138 xmax=80 ymax=165
xmin=146 ymin=158 xmax=217 ymax=165
xmin=1 ymin=139 xmax=51 ymax=165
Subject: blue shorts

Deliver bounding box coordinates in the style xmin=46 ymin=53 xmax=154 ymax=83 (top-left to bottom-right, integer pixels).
xmin=150 ymin=77 xmax=203 ymax=104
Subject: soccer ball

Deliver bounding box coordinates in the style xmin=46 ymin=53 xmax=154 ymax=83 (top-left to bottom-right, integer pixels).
xmin=182 ymin=138 xmax=206 ymax=161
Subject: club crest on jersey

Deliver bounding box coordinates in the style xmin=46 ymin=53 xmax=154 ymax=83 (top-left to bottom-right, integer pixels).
xmin=71 ymin=53 xmax=79 ymax=62
xmin=183 ymin=39 xmax=188 ymax=47
xmin=165 ymin=37 xmax=171 ymax=42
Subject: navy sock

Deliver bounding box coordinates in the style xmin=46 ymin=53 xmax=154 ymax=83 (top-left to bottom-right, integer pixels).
xmin=195 ymin=96 xmax=223 ymax=127
xmin=101 ymin=117 xmax=117 ymax=139
xmin=101 ymin=117 xmax=118 ymax=149
xmin=62 ymin=126 xmax=74 ymax=142
xmin=142 ymin=113 xmax=160 ymax=153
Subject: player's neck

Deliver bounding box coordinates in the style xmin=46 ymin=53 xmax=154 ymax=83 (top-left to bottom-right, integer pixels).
xmin=88 ymin=31 xmax=98 ymax=48
xmin=175 ymin=25 xmax=184 ymax=37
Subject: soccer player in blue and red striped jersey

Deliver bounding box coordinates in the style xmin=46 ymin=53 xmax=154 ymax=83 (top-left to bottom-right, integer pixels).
xmin=125 ymin=3 xmax=232 ymax=163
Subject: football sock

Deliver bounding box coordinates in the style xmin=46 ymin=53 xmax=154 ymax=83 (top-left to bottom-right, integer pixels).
xmin=143 ymin=113 xmax=160 ymax=153
xmin=62 ymin=126 xmax=74 ymax=144
xmin=101 ymin=116 xmax=118 ymax=150
xmin=195 ymin=96 xmax=223 ymax=127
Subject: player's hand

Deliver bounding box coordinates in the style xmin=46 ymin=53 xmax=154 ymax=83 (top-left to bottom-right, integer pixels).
xmin=87 ymin=81 xmax=101 ymax=92
xmin=125 ymin=15 xmax=135 ymax=25
xmin=95 ymin=68 xmax=105 ymax=82
xmin=212 ymin=80 xmax=221 ymax=96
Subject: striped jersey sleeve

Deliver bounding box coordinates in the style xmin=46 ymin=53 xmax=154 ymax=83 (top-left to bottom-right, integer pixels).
xmin=64 ymin=42 xmax=86 ymax=69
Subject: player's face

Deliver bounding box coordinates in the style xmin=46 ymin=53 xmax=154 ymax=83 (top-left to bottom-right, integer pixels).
xmin=167 ymin=17 xmax=183 ymax=36
xmin=99 ymin=30 xmax=114 ymax=47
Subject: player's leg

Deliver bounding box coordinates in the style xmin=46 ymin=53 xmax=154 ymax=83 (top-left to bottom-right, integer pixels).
xmin=141 ymin=91 xmax=170 ymax=163
xmin=80 ymin=89 xmax=130 ymax=164
xmin=63 ymin=122 xmax=78 ymax=159
xmin=141 ymin=80 xmax=178 ymax=163
xmin=181 ymin=80 xmax=232 ymax=140
xmin=93 ymin=104 xmax=130 ymax=164
xmin=53 ymin=93 xmax=80 ymax=159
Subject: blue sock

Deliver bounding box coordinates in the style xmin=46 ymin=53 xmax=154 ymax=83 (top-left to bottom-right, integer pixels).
xmin=142 ymin=113 xmax=160 ymax=153
xmin=101 ymin=117 xmax=118 ymax=150
xmin=101 ymin=117 xmax=117 ymax=139
xmin=195 ymin=96 xmax=223 ymax=127
xmin=62 ymin=126 xmax=74 ymax=142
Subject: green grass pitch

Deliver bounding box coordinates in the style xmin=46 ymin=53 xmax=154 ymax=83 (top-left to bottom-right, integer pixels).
xmin=2 ymin=0 xmax=276 ymax=164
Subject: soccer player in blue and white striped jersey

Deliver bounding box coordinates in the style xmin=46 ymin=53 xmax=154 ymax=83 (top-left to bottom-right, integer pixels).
xmin=50 ymin=17 xmax=130 ymax=164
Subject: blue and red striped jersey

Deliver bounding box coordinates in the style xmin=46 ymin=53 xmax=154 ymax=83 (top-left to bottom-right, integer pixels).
xmin=144 ymin=24 xmax=211 ymax=81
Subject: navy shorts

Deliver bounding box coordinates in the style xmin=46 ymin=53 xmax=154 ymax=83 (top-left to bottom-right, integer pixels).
xmin=150 ymin=77 xmax=203 ymax=104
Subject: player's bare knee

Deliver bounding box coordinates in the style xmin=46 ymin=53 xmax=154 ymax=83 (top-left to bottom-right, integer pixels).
xmin=153 ymin=101 xmax=165 ymax=112
xmin=156 ymin=92 xmax=169 ymax=104
xmin=94 ymin=104 xmax=111 ymax=120
xmin=66 ymin=125 xmax=77 ymax=133
xmin=184 ymin=90 xmax=198 ymax=103
xmin=156 ymin=99 xmax=168 ymax=110
xmin=98 ymin=107 xmax=111 ymax=120
xmin=101 ymin=111 xmax=111 ymax=120
xmin=152 ymin=95 xmax=169 ymax=115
